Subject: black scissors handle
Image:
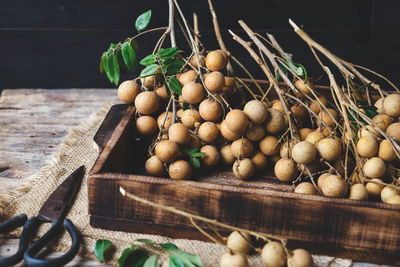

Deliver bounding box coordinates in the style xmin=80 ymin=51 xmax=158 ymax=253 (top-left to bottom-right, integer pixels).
xmin=23 ymin=217 xmax=80 ymax=267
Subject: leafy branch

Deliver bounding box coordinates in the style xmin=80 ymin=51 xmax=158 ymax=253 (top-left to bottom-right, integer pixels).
xmin=182 ymin=147 xmax=206 ymax=169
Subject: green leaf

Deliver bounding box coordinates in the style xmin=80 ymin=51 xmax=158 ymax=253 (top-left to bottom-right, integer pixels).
xmin=135 ymin=10 xmax=152 ymax=31
xmin=355 ymin=81 xmax=374 ymax=93
xmin=190 ymin=152 xmax=205 ymax=158
xmin=130 ymin=39 xmax=139 ymax=52
xmin=106 ymin=53 xmax=116 ymax=84
xmin=295 ymin=63 xmax=308 ymax=83
xmin=164 ymin=59 xmax=185 ymax=75
xmin=190 ymin=157 xmax=201 ymax=169
xmin=157 ymin=47 xmax=180 ymax=59
xmin=181 ymin=147 xmax=199 ymax=155
xmin=283 ymin=56 xmax=303 ymax=76
xmin=143 ymin=255 xmax=160 ymax=267
xmin=94 ymin=239 xmax=113 ymax=262
xmin=118 ymin=245 xmax=149 ymax=267
xmin=169 ymin=256 xmax=185 ymax=267
xmin=112 ymin=53 xmax=121 ymax=85
xmin=140 ymin=64 xmax=159 ymax=78
xmin=167 ymin=77 xmax=183 ymax=95
xmin=140 ymin=54 xmax=157 ymax=66
xmin=136 ymin=239 xmax=156 ymax=245
xmin=122 ymin=42 xmax=137 ymax=71
xmin=118 ymin=245 xmax=137 ymax=267
xmin=160 ymin=243 xmax=179 ymax=250
xmin=166 ymin=248 xmax=204 ymax=267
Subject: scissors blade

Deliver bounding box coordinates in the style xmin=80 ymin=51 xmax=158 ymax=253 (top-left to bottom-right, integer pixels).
xmin=37 ymin=166 xmax=85 ymax=222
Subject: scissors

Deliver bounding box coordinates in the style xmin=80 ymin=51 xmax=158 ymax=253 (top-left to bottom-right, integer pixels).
xmin=0 ymin=165 xmax=85 ymax=266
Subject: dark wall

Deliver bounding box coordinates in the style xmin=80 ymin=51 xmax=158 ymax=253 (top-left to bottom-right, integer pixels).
xmin=0 ymin=0 xmax=399 ymax=89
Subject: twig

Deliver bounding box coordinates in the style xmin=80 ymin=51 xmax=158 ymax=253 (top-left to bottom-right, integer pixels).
xmin=193 ymin=13 xmax=199 ymax=46
xmin=168 ymin=0 xmax=176 ymax=47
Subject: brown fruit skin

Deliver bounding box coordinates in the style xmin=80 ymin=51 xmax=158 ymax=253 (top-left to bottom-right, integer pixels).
xmin=168 ymin=123 xmax=190 ymax=145
xmin=157 ymin=111 xmax=172 ymax=131
xmin=358 ymin=125 xmax=380 ymax=139
xmin=271 ymin=100 xmax=284 ymax=112
xmin=206 ymin=50 xmax=227 ymax=71
xmin=145 ymin=156 xmax=165 ymax=176
xmin=135 ymin=116 xmax=157 ymax=136
xmin=155 ymin=85 xmax=169 ymax=101
xmin=140 ymin=75 xmax=158 ymax=88
xmin=204 ymin=71 xmax=225 ymax=93
xmin=201 ymin=145 xmax=220 ymax=167
xmin=291 ymin=104 xmax=308 ymax=122
xmin=181 ymin=109 xmax=202 ymax=129
xmin=280 ymin=141 xmax=294 ymax=159
xmin=134 ymin=91 xmax=160 ymax=115
xmin=349 ymin=184 xmax=369 ymax=200
xmin=309 ymin=96 xmax=328 ymax=114
xmin=317 ymin=138 xmax=342 ymax=161
xmin=387 ymin=194 xmax=400 ymax=204
xmin=198 ymin=122 xmax=219 ymax=143
xmin=216 ymin=49 xmax=229 ymax=65
xmin=379 ymin=139 xmax=397 ymax=162
xmin=261 ymin=241 xmax=287 ymax=267
xmin=222 ymin=77 xmax=236 ymax=96
xmin=381 ymin=186 xmax=400 ymax=203
xmin=155 ymin=140 xmax=180 ymax=163
xmin=233 ymin=158 xmax=255 ymax=180
xmin=225 ymin=109 xmax=249 ymax=134
xmin=321 ymin=175 xmax=347 ymax=198
xmin=187 ymin=134 xmax=201 ymax=149
xmin=294 ymin=79 xmax=314 ymax=96
xmin=182 ymin=81 xmax=205 ymax=104
xmin=231 ymin=138 xmax=254 ymax=158
xmin=386 ymin=122 xmax=400 ymax=141
xmin=288 ymin=249 xmax=313 ymax=267
xmin=178 ymin=70 xmax=197 ymax=85
xmin=363 ymin=157 xmax=386 ymax=178
xmin=372 ymin=114 xmax=393 ymax=131
xmin=292 ymin=141 xmax=317 ymax=164
xmin=245 ymin=124 xmax=266 ymax=142
xmin=169 ymin=160 xmax=192 ymax=180
xmin=375 ymin=97 xmax=384 ymax=113
xmin=199 ymin=99 xmax=222 ymax=122
xmin=274 ymin=158 xmax=298 ymax=182
xmin=299 ymin=128 xmax=313 ymax=141
xmin=365 ymin=178 xmax=385 ymax=198
xmin=243 ymin=100 xmax=268 ymax=124
xmin=317 ymin=173 xmax=331 ymax=191
xmin=118 ymin=80 xmax=140 ymax=103
xmin=265 ymin=108 xmax=286 ymax=134
xmin=294 ymin=182 xmax=317 ymax=195
xmin=219 ymin=252 xmax=248 ymax=267
xmin=251 ymin=151 xmax=268 ymax=172
xmin=383 ymin=94 xmax=400 ymax=117
xmin=305 ymin=131 xmax=324 ymax=145
xmin=356 ymin=135 xmax=378 ymax=157
xmin=227 ymin=231 xmax=252 ymax=254
xmin=221 ymin=144 xmax=235 ymax=165
xmin=259 ymin=136 xmax=281 ymax=156
xmin=220 ymin=120 xmax=241 ymax=141
xmin=318 ymin=108 xmax=338 ymax=127
xmin=189 ymin=55 xmax=205 ymax=69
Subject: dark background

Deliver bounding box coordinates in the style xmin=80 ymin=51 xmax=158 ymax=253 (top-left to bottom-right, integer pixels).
xmin=0 ymin=0 xmax=399 ymax=90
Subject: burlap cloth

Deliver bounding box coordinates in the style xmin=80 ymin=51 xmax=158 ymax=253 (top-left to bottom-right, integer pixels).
xmin=0 ymin=104 xmax=352 ymax=267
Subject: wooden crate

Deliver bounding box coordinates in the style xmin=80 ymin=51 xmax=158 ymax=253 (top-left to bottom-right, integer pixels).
xmin=88 ymin=104 xmax=400 ymax=265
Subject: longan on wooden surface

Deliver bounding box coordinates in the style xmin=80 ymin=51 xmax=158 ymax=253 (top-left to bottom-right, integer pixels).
xmin=317 ymin=137 xmax=342 ymax=161
xmin=259 ymin=135 xmax=281 ymax=156
xmin=199 ymin=99 xmax=222 ymax=122
xmin=231 ymin=138 xmax=254 ymax=158
xmin=349 ymin=184 xmax=368 ymax=200
xmin=182 ymin=81 xmax=205 ymax=104
xmin=365 ymin=178 xmax=384 ymax=198
xmin=233 ymin=158 xmax=255 ymax=180
xmin=251 ymin=151 xmax=268 ymax=172
xmin=274 ymin=158 xmax=298 ymax=182
xmin=243 ymin=100 xmax=268 ymax=124
xmin=169 ymin=160 xmax=192 ymax=180
xmin=221 ymin=144 xmax=235 ymax=165
xmin=145 ymin=155 xmax=165 ymax=177
xmin=219 ymin=252 xmax=248 ymax=267
xmin=201 ymin=145 xmax=220 ymax=167
xmin=118 ymin=80 xmax=140 ymax=103
xmin=198 ymin=122 xmax=219 ymax=144
xmin=294 ymin=182 xmax=317 ymax=195
xmin=287 ymin=248 xmax=313 ymax=267
xmin=134 ymin=91 xmax=160 ymax=114
xmin=261 ymin=241 xmax=287 ymax=267
xmin=381 ymin=186 xmax=400 ymax=203
xmin=135 ymin=116 xmax=157 ymax=136
xmin=292 ymin=141 xmax=317 ymax=164
xmin=363 ymin=157 xmax=386 ymax=178
xmin=155 ymin=140 xmax=180 ymax=163
xmin=227 ymin=231 xmax=252 ymax=254
xmin=321 ymin=175 xmax=347 ymax=198
xmin=317 ymin=173 xmax=331 ymax=191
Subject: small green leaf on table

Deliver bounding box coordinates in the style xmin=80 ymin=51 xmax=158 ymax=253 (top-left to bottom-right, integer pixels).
xmin=160 ymin=243 xmax=179 ymax=249
xmin=189 ymin=157 xmax=201 ymax=169
xmin=169 ymin=256 xmax=185 ymax=267
xmin=118 ymin=245 xmax=149 ymax=267
xmin=167 ymin=77 xmax=183 ymax=95
xmin=166 ymin=248 xmax=204 ymax=267
xmin=143 ymin=255 xmax=160 ymax=267
xmin=135 ymin=10 xmax=152 ymax=31
xmin=94 ymin=239 xmax=113 ymax=262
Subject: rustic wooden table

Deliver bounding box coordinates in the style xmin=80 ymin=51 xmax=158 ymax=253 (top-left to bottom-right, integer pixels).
xmin=0 ymin=89 xmax=388 ymax=266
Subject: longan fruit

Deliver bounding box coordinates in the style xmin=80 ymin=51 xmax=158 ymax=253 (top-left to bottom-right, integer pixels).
xmin=168 ymin=123 xmax=190 ymax=145
xmin=157 ymin=111 xmax=172 ymax=131
xmin=225 ymin=109 xmax=249 ymax=134
xmin=383 ymin=94 xmax=400 ymax=117
xmin=280 ymin=141 xmax=294 ymax=159
xmin=349 ymin=184 xmax=368 ymax=200
xmin=233 ymin=158 xmax=255 ymax=180
xmin=155 ymin=140 xmax=180 ymax=163
xmin=356 ymin=135 xmax=378 ymax=157
xmin=198 ymin=122 xmax=219 ymax=143
xmin=271 ymin=100 xmax=284 ymax=112
xmin=291 ymin=104 xmax=308 ymax=122
xmin=199 ymin=99 xmax=222 ymax=121
xmin=365 ymin=178 xmax=384 ymax=198
xmin=169 ymin=160 xmax=192 ymax=179
xmin=265 ymin=108 xmax=286 ymax=134
xmin=261 ymin=241 xmax=287 ymax=267
xmin=294 ymin=79 xmax=314 ymax=96
xmin=134 ymin=91 xmax=160 ymax=115
xmin=259 ymin=135 xmax=281 ymax=156
xmin=243 ymin=100 xmax=268 ymax=124
xmin=140 ymin=75 xmax=158 ymax=88
xmin=294 ymin=182 xmax=317 ymax=195
xmin=372 ymin=114 xmax=393 ymax=131
xmin=145 ymin=156 xmax=165 ymax=176
xmin=201 ymin=145 xmax=220 ymax=167
xmin=386 ymin=122 xmax=400 ymax=141
xmin=375 ymin=97 xmax=384 ymax=113
xmin=220 ymin=252 xmax=248 ymax=267
xmin=292 ymin=141 xmax=317 ymax=164
xmin=379 ymin=139 xmax=397 ymax=161
xmin=155 ymin=85 xmax=169 ymax=101
xmin=216 ymin=49 xmax=229 ymax=65
xmin=299 ymin=128 xmax=313 ymax=141
xmin=363 ymin=157 xmax=386 ymax=178
xmin=318 ymin=108 xmax=338 ymax=127
xmin=187 ymin=134 xmax=201 ymax=149
xmin=206 ymin=50 xmax=227 ymax=71
xmin=231 ymin=138 xmax=254 ymax=158
xmin=220 ymin=120 xmax=241 ymax=141
xmin=381 ymin=186 xmax=400 ymax=203
xmin=358 ymin=125 xmax=380 ymax=138
xmin=204 ymin=71 xmax=225 ymax=93
xmin=189 ymin=54 xmax=205 ymax=69
xmin=251 ymin=151 xmax=268 ymax=172
xmin=309 ymin=96 xmax=328 ymax=114
xmin=321 ymin=175 xmax=347 ymax=197
xmin=118 ymin=80 xmax=140 ymax=103
xmin=136 ymin=116 xmax=157 ymax=136
xmin=181 ymin=109 xmax=201 ymax=129
xmin=245 ymin=124 xmax=266 ymax=142
xmin=221 ymin=144 xmax=235 ymax=165
xmin=288 ymin=249 xmax=313 ymax=267
xmin=305 ymin=131 xmax=324 ymax=145
xmin=317 ymin=138 xmax=342 ymax=161
xmin=222 ymin=77 xmax=236 ymax=96
xmin=317 ymin=173 xmax=331 ymax=191
xmin=182 ymin=81 xmax=205 ymax=104
xmin=274 ymin=158 xmax=298 ymax=182
xmin=176 ymin=108 xmax=183 ymax=118
xmin=227 ymin=231 xmax=251 ymax=254
xmin=387 ymin=194 xmax=400 ymax=204
xmin=178 ymin=70 xmax=197 ymax=85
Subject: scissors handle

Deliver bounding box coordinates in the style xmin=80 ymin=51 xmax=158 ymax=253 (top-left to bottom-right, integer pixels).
xmin=24 ymin=218 xmax=80 ymax=267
